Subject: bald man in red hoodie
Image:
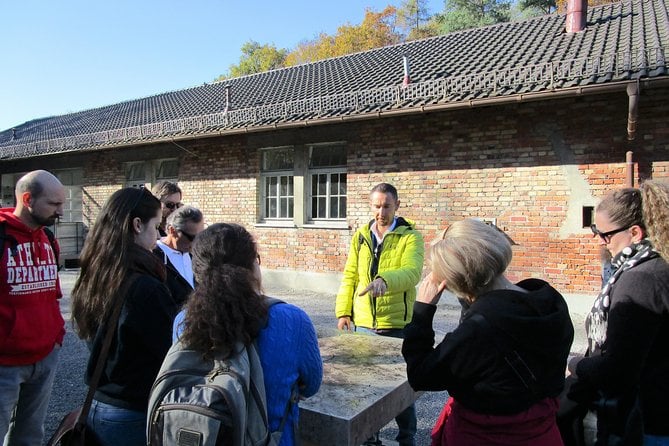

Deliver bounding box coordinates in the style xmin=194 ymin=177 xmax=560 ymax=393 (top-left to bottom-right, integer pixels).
xmin=0 ymin=170 xmax=65 ymax=445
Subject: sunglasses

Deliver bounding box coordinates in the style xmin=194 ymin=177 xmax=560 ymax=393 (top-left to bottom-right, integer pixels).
xmin=179 ymin=231 xmax=197 ymax=242
xmin=590 ymin=224 xmax=630 ymax=243
xmin=164 ymin=201 xmax=183 ymax=210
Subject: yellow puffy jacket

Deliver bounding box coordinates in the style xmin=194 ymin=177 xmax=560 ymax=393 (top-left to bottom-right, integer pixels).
xmin=335 ymin=217 xmax=424 ymax=330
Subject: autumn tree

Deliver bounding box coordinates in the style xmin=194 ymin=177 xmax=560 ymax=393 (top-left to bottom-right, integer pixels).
xmin=284 ymin=6 xmax=402 ymax=66
xmin=216 ymin=41 xmax=287 ymax=80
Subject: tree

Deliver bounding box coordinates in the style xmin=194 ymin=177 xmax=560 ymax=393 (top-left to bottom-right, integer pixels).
xmin=518 ymin=0 xmax=556 ymax=15
xmin=555 ymin=0 xmax=617 ymax=12
xmin=396 ymin=0 xmax=439 ymax=40
xmin=284 ymin=7 xmax=402 ymax=66
xmin=436 ymin=0 xmax=512 ymax=33
xmin=216 ymin=41 xmax=287 ymax=80
xmin=518 ymin=0 xmax=619 ymax=16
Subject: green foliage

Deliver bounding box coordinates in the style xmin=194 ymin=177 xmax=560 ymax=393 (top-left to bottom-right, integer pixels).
xmin=397 ymin=0 xmax=440 ymax=40
xmin=216 ymin=41 xmax=287 ymax=80
xmin=436 ymin=0 xmax=512 ymax=33
xmin=518 ymin=0 xmax=556 ymax=14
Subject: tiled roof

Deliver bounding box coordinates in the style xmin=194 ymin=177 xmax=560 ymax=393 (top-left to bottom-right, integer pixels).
xmin=2 ymin=0 xmax=668 ymax=159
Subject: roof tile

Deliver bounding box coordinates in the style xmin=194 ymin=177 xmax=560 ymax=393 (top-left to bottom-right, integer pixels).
xmin=1 ymin=0 xmax=667 ymax=159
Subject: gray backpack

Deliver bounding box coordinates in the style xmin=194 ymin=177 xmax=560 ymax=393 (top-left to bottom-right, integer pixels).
xmin=148 ymin=300 xmax=290 ymax=446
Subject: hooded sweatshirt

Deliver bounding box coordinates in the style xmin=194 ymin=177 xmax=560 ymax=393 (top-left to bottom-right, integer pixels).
xmin=403 ymin=278 xmax=574 ymax=414
xmin=0 ymin=208 xmax=64 ymax=366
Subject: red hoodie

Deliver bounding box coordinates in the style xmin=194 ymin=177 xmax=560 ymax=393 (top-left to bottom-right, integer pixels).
xmin=0 ymin=208 xmax=65 ymax=366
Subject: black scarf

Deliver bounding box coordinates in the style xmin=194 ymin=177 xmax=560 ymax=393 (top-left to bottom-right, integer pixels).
xmin=585 ymin=239 xmax=657 ymax=353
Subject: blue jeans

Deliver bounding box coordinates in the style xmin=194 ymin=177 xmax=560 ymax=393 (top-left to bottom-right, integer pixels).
xmin=87 ymin=399 xmax=146 ymax=446
xmin=0 ymin=345 xmax=60 ymax=446
xmin=356 ymin=327 xmax=417 ymax=446
xmin=645 ymin=435 xmax=669 ymax=446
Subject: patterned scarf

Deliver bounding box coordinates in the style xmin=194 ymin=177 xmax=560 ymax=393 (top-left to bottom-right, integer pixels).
xmin=586 ymin=239 xmax=657 ymax=353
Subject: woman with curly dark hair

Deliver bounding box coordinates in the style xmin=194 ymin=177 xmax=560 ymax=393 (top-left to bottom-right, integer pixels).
xmin=71 ymin=187 xmax=179 ymax=446
xmin=173 ymin=223 xmax=322 ymax=446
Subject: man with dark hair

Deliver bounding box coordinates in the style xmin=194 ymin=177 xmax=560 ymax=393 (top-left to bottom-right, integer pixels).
xmin=153 ymin=205 xmax=204 ymax=305
xmin=151 ymin=180 xmax=183 ymax=237
xmin=0 ymin=170 xmax=65 ymax=445
xmin=335 ymin=182 xmax=425 ymax=446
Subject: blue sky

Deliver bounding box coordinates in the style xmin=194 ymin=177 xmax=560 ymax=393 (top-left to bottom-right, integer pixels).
xmin=0 ymin=0 xmax=443 ymax=131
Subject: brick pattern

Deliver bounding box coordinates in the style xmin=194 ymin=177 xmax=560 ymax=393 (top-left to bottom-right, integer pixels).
xmin=75 ymin=88 xmax=669 ymax=295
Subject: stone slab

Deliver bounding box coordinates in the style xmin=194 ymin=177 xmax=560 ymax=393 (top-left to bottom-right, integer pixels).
xmin=299 ymin=328 xmax=419 ymax=446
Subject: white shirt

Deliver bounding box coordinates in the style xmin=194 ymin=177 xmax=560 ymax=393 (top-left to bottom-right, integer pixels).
xmin=156 ymin=240 xmax=194 ymax=287
xmin=370 ymin=217 xmax=398 ymax=246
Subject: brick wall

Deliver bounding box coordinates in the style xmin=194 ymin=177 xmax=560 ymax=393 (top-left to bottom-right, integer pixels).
xmin=75 ymin=87 xmax=669 ymax=296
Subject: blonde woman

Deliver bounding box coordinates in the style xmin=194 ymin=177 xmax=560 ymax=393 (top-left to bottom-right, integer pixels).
xmin=402 ymin=219 xmax=574 ymax=446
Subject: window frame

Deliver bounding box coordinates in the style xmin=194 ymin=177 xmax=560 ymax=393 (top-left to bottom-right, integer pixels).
xmin=257 ymin=143 xmax=347 ymax=229
xmin=259 ymin=147 xmax=296 ymax=225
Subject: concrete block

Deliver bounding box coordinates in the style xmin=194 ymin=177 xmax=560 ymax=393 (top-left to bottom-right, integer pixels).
xmin=300 ymin=328 xmax=419 ymax=446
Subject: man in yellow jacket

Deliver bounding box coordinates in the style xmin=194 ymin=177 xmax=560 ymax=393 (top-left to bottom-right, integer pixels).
xmin=335 ymin=182 xmax=424 ymax=446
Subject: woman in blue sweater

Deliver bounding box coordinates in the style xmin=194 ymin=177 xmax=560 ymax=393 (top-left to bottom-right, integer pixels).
xmin=173 ymin=223 xmax=322 ymax=445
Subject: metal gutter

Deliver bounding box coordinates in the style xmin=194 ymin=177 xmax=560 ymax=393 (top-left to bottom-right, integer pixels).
xmin=2 ymin=77 xmax=669 ymax=161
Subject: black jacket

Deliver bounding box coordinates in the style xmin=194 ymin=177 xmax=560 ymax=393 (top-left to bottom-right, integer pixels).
xmin=152 ymin=246 xmax=194 ymax=307
xmin=87 ymin=250 xmax=179 ymax=411
xmin=402 ymin=279 xmax=574 ymax=415
xmin=574 ymin=256 xmax=669 ymax=436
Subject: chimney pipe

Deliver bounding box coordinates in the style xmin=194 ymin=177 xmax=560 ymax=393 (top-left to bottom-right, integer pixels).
xmin=402 ymin=55 xmax=411 ymax=87
xmin=566 ymin=0 xmax=587 ymax=33
xmin=224 ymin=85 xmax=231 ymax=113
xmin=11 ymin=128 xmax=16 ymax=140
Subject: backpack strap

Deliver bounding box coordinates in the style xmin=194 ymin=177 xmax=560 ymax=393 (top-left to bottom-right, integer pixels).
xmin=255 ymin=296 xmax=299 ymax=444
xmin=0 ymin=222 xmax=18 ymax=261
xmin=43 ymin=227 xmax=60 ymax=267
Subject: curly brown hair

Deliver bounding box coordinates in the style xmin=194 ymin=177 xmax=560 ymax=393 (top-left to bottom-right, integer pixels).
xmin=180 ymin=223 xmax=267 ymax=360
xmin=641 ymin=179 xmax=669 ymax=262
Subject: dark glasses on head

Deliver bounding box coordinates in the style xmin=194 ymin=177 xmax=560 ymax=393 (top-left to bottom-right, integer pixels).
xmin=590 ymin=224 xmax=630 ymax=243
xmin=164 ymin=201 xmax=183 ymax=210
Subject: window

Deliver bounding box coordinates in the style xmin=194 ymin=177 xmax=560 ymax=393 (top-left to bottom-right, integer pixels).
xmin=156 ymin=159 xmax=179 ymax=180
xmin=309 ymin=145 xmax=346 ymax=221
xmin=259 ymin=143 xmax=347 ymax=227
xmin=125 ymin=158 xmax=179 ymax=189
xmin=583 ymin=206 xmax=594 ymax=228
xmin=54 ymin=169 xmax=83 ymax=222
xmin=260 ymin=148 xmax=294 ymax=220
xmin=126 ymin=162 xmax=146 ymax=186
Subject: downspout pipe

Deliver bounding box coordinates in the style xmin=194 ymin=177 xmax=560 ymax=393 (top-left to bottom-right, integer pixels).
xmin=626 ymin=151 xmax=634 ymax=188
xmin=627 ymin=82 xmax=639 ymax=141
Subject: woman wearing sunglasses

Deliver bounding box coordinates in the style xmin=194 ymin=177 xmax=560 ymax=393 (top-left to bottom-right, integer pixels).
xmin=566 ymin=180 xmax=669 ymax=445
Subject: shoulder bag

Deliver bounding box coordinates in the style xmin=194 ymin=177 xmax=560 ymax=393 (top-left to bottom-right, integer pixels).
xmin=47 ymin=275 xmax=136 ymax=446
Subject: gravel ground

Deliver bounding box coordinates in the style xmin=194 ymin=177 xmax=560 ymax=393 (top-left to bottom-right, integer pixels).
xmin=44 ymin=270 xmax=458 ymax=446
xmin=44 ymin=269 xmax=586 ymax=445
